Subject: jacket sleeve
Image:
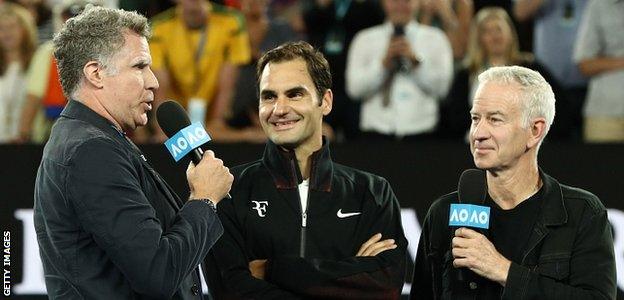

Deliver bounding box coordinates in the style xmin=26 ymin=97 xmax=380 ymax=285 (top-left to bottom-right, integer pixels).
xmin=266 ymin=179 xmax=408 ymax=299
xmin=207 ymin=197 xmax=301 ymax=299
xmin=502 ymin=209 xmax=616 ymax=299
xmin=410 ymin=202 xmax=437 ymax=300
xmin=67 ymin=138 xmax=223 ymax=299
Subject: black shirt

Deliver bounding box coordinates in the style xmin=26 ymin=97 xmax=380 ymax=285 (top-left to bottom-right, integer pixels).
xmin=487 ymin=187 xmax=544 ymax=263
xmin=475 ymin=187 xmax=544 ymax=298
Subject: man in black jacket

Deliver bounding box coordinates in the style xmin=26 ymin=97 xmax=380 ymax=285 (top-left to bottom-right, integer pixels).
xmin=411 ymin=66 xmax=616 ymax=299
xmin=34 ymin=6 xmax=233 ymax=299
xmin=205 ymin=41 xmax=408 ymax=299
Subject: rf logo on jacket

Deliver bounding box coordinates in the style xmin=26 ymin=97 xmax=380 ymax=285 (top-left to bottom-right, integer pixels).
xmin=252 ymin=201 xmax=269 ymax=217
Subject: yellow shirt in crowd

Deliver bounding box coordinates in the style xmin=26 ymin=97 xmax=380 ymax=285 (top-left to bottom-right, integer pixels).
xmin=149 ymin=4 xmax=251 ymax=110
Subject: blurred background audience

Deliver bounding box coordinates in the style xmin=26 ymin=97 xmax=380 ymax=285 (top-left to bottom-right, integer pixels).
xmin=514 ymin=0 xmax=588 ymax=141
xmin=303 ymin=0 xmax=384 ymax=141
xmin=0 ymin=0 xmax=621 ymax=145
xmin=147 ymin=0 xmax=251 ymax=143
xmin=573 ymin=0 xmax=624 ymax=143
xmin=346 ymin=0 xmax=452 ymax=142
xmin=16 ymin=0 xmax=97 ymax=144
xmin=0 ymin=3 xmax=36 ymax=143
xmin=418 ymin=0 xmax=473 ymax=64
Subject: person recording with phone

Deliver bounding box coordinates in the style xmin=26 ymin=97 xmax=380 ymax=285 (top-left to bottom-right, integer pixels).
xmin=346 ymin=0 xmax=452 ymax=141
xmin=34 ymin=6 xmax=233 ymax=299
xmin=411 ymin=66 xmax=616 ymax=299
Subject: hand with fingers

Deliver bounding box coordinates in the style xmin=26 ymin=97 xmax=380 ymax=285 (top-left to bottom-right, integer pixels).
xmin=248 ymin=259 xmax=267 ymax=280
xmin=451 ymin=227 xmax=511 ymax=286
xmin=356 ymin=233 xmax=398 ymax=257
xmin=383 ymin=37 xmax=419 ymax=70
xmin=186 ymin=150 xmax=234 ymax=204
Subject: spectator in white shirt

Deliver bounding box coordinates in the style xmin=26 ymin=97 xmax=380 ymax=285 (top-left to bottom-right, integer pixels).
xmin=346 ymin=0 xmax=453 ymax=141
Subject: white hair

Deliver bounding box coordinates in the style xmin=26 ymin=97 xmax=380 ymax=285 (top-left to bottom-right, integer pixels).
xmin=478 ymin=66 xmax=556 ymax=145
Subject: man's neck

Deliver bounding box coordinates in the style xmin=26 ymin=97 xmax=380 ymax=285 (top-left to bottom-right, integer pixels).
xmin=486 ymin=158 xmax=541 ymax=210
xmin=292 ymin=137 xmax=323 ymax=180
xmin=75 ymin=91 xmax=123 ymax=132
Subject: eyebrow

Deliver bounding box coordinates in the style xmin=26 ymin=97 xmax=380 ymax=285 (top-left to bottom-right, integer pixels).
xmin=285 ymin=86 xmax=308 ymax=95
xmin=260 ymin=86 xmax=309 ymax=98
xmin=260 ymin=90 xmax=276 ymax=98
xmin=132 ymin=57 xmax=151 ymax=65
xmin=470 ymin=110 xmax=506 ymax=116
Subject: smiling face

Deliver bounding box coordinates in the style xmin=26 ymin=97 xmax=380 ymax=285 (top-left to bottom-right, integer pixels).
xmin=258 ymin=58 xmax=332 ymax=150
xmin=100 ymin=31 xmax=159 ymax=132
xmin=469 ymin=82 xmax=532 ymax=172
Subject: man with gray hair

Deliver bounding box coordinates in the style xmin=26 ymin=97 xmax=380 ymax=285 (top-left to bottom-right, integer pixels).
xmin=411 ymin=66 xmax=616 ymax=299
xmin=34 ymin=6 xmax=233 ymax=299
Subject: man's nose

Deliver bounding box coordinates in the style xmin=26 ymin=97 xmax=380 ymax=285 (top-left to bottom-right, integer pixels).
xmin=272 ymin=96 xmax=290 ymax=115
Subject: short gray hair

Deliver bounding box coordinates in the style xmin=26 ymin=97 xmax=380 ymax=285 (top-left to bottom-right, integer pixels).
xmin=53 ymin=6 xmax=150 ymax=98
xmin=478 ymin=66 xmax=556 ymax=141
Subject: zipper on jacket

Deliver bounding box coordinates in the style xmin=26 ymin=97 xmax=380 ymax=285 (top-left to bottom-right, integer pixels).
xmin=300 ymin=211 xmax=307 ymax=257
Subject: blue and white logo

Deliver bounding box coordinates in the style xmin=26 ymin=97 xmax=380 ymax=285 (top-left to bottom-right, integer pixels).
xmin=448 ymin=204 xmax=490 ymax=229
xmin=164 ymin=122 xmax=211 ymax=162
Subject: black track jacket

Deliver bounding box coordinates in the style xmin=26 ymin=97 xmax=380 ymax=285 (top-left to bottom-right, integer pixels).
xmin=204 ymin=139 xmax=407 ymax=299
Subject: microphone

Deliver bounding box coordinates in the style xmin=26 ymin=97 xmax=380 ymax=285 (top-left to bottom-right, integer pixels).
xmin=392 ymin=24 xmax=411 ymax=73
xmin=450 ymin=169 xmax=489 ymax=283
xmin=156 ymin=100 xmax=205 ymax=165
xmin=157 ymin=100 xmax=232 ymax=199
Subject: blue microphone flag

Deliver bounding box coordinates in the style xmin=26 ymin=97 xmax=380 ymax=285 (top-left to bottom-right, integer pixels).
xmin=164 ymin=122 xmax=211 ymax=162
xmin=449 ymin=204 xmax=490 ymax=229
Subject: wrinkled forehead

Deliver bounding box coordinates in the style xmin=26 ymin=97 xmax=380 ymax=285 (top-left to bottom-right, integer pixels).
xmin=472 ymin=82 xmax=523 ymax=113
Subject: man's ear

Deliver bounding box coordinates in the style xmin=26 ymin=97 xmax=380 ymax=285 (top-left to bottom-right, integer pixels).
xmin=527 ymin=117 xmax=547 ymax=149
xmin=321 ymin=89 xmax=333 ymax=116
xmin=83 ymin=61 xmax=105 ymax=89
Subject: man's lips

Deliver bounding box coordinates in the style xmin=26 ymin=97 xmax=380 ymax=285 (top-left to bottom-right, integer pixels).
xmin=474 ymin=146 xmax=494 ymax=153
xmin=271 ymin=120 xmax=299 ymax=131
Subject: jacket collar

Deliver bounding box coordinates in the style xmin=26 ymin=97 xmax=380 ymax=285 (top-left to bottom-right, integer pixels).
xmin=261 ymin=137 xmax=333 ymax=192
xmin=537 ymin=169 xmax=568 ymax=226
xmin=60 ymin=100 xmax=125 ymax=138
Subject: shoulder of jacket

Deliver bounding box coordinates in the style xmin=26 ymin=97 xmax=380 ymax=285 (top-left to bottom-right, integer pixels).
xmin=560 ymin=184 xmax=606 ymax=215
xmin=333 ymin=163 xmax=396 ymax=205
xmin=231 ymin=159 xmax=264 ymax=178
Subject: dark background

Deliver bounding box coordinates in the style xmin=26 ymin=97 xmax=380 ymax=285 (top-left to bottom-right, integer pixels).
xmin=2 ymin=141 xmax=623 ymax=298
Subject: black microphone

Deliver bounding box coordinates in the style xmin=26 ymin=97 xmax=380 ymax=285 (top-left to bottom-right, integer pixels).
xmin=156 ymin=100 xmax=232 ymax=199
xmin=458 ymin=169 xmax=487 ymax=205
xmin=156 ymin=100 xmax=205 ymax=165
xmin=392 ymin=24 xmax=411 ymax=73
xmin=453 ymin=169 xmax=488 ymax=283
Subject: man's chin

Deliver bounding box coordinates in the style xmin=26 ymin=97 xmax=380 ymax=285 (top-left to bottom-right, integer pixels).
xmin=270 ymin=135 xmax=300 ymax=149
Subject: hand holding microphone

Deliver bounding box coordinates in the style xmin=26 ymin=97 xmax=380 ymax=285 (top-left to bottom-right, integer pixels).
xmin=450 ymin=169 xmax=510 ymax=286
xmin=157 ymin=100 xmax=233 ymax=203
xmin=451 ymin=227 xmax=511 ymax=286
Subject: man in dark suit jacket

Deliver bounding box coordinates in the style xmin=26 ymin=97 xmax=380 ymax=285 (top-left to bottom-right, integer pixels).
xmin=34 ymin=6 xmax=233 ymax=299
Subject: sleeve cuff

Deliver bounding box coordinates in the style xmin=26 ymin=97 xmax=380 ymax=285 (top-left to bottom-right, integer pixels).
xmin=179 ymin=199 xmax=214 ymax=221
xmin=502 ymin=262 xmax=530 ymax=299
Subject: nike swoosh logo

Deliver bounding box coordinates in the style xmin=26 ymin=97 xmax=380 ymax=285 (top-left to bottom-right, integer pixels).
xmin=337 ymin=209 xmax=362 ymax=218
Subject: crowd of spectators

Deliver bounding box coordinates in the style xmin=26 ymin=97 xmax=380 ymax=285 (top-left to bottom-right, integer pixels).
xmin=1 ymin=0 xmax=622 ymax=145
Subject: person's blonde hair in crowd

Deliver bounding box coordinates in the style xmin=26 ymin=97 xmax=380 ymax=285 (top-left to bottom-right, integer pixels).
xmin=464 ymin=7 xmax=529 ymax=74
xmin=0 ymin=3 xmax=37 ymax=75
